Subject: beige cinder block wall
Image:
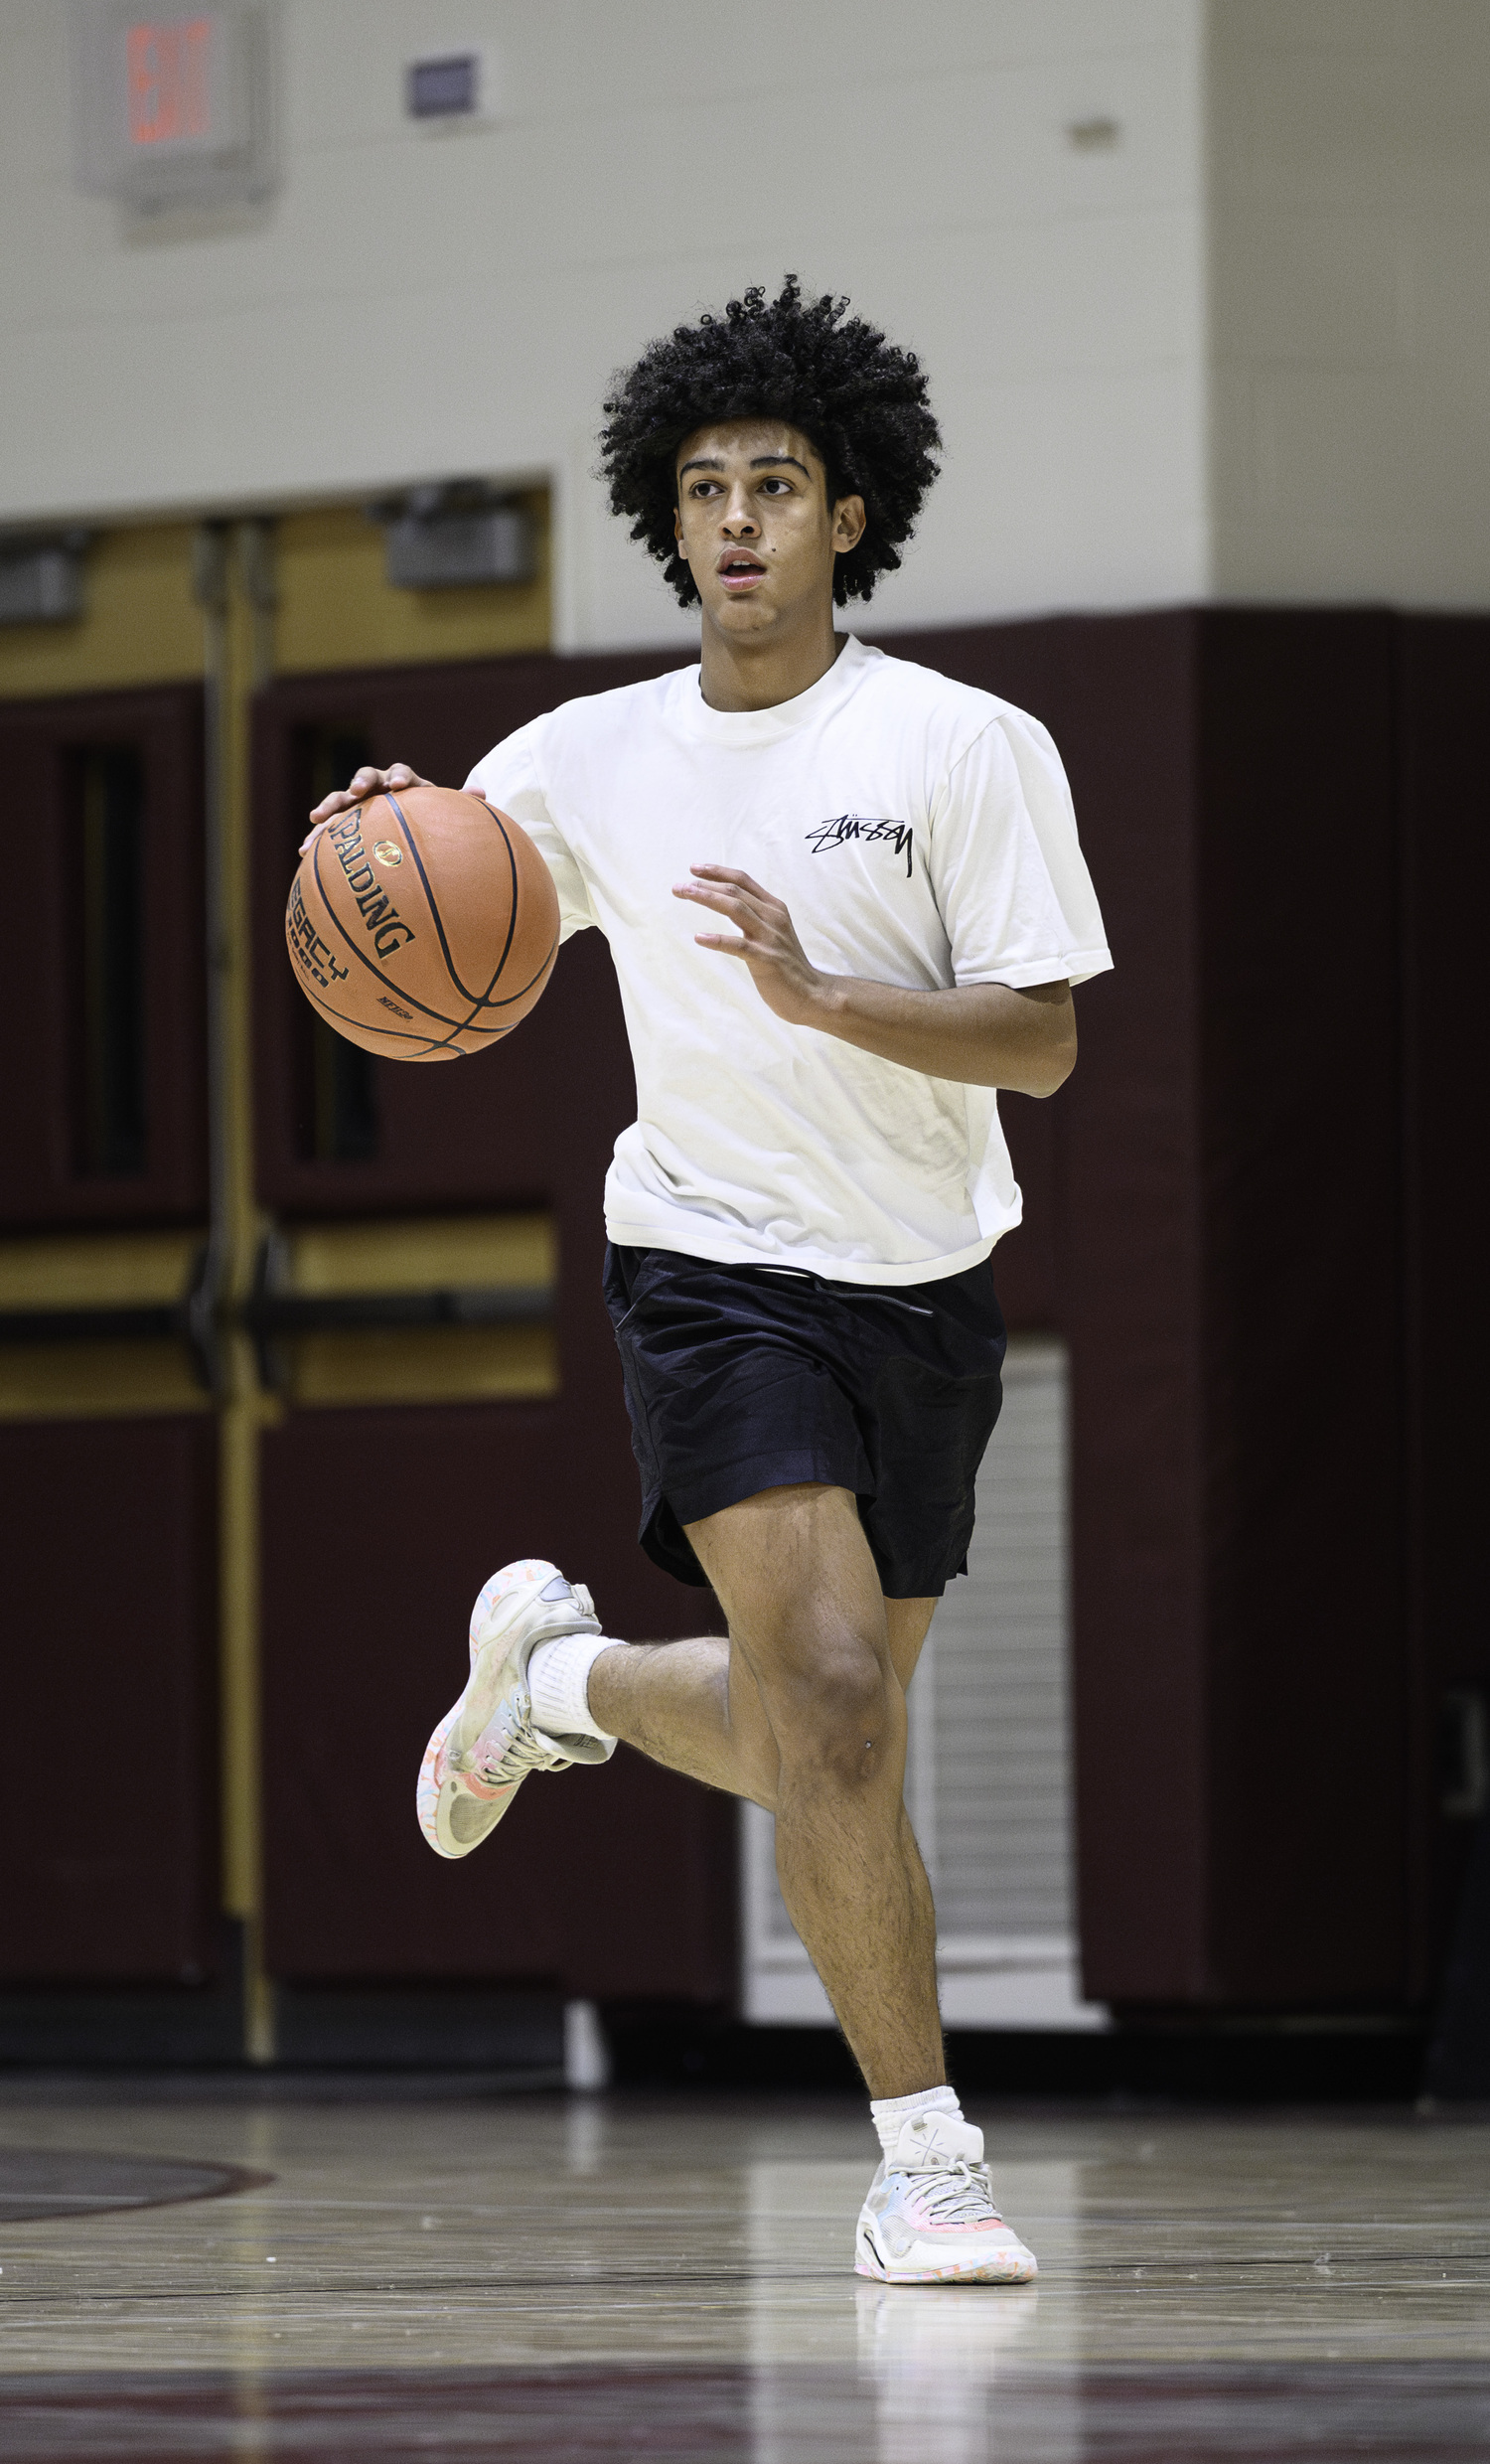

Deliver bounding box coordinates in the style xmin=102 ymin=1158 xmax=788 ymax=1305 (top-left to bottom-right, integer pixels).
xmin=1207 ymin=0 xmax=1490 ymax=606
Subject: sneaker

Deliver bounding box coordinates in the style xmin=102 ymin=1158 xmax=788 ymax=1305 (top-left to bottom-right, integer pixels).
xmin=416 ymin=1559 xmax=613 ymax=1861
xmin=854 ymin=2112 xmax=1038 ymax=2285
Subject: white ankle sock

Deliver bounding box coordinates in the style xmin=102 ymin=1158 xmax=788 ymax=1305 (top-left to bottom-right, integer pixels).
xmin=870 ymin=2083 xmax=964 ymax=2154
xmin=526 ymin=1634 xmax=620 ymax=1745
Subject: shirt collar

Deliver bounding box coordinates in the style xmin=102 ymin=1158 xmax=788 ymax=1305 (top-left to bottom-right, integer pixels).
xmin=668 ymin=635 xmax=879 ymax=747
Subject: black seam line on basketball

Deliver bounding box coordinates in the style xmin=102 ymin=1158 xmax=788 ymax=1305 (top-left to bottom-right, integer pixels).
xmin=430 ymin=1016 xmax=516 ymax=1052
xmin=445 ymin=918 xmax=560 ymax=1024
xmin=383 ymin=790 xmax=521 ymax=1007
xmin=452 ymin=917 xmax=560 ymax=1018
xmin=301 ymin=977 xmax=444 ymax=1055
xmin=309 ymin=830 xmax=467 ymax=1028
xmin=409 ymin=961 xmax=517 ymax=1049
xmin=437 ymin=943 xmax=550 ymax=1039
xmin=477 ymin=804 xmax=522 ymax=997
xmin=427 ymin=978 xmax=517 ymax=1048
xmin=430 ymin=1012 xmax=515 ymax=1050
xmin=476 ymin=919 xmax=560 ymax=1012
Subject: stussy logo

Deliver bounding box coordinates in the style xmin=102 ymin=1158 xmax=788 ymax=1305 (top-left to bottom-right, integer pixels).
xmin=806 ymin=814 xmax=915 ymax=880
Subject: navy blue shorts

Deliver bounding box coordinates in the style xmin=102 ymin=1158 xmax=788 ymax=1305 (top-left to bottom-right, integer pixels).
xmin=602 ymin=1244 xmax=1006 ymax=1600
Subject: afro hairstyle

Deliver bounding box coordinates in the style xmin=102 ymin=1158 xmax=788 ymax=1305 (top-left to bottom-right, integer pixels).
xmin=598 ymin=276 xmax=941 ymax=609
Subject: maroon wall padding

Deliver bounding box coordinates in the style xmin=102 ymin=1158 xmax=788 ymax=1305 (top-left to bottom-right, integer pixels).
xmin=878 ymin=610 xmax=1412 ymax=2009
xmin=259 ymin=1403 xmax=734 ymax=1996
xmin=979 ymin=1091 xmax=1058 ymax=1331
xmin=1194 ymin=612 xmax=1405 ymax=2003
xmin=0 ymin=1416 xmax=219 ymax=1981
xmin=1038 ymin=608 xmax=1406 ymax=2007
xmin=1397 ymin=617 xmax=1490 ymax=1997
xmin=1035 ymin=615 xmax=1215 ymax=2003
xmin=0 ymin=683 xmax=208 ymax=1229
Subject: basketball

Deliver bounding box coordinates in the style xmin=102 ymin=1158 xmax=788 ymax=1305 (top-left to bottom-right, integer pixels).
xmin=285 ymin=785 xmax=560 ymax=1061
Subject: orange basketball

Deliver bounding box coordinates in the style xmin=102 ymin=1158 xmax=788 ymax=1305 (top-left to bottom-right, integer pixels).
xmin=285 ymin=786 xmax=560 ymax=1061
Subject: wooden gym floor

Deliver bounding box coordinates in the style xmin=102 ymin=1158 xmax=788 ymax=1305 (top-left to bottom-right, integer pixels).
xmin=0 ymin=2083 xmax=1486 ymax=2459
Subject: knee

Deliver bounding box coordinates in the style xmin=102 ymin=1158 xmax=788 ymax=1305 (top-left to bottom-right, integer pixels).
xmin=770 ymin=1638 xmax=901 ymax=1788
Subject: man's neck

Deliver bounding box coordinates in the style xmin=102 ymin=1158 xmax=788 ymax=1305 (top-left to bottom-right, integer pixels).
xmin=697 ymin=605 xmax=845 ymax=712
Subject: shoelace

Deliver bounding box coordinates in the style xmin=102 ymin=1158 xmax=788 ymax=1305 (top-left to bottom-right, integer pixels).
xmin=465 ymin=1691 xmax=567 ymax=1783
xmin=903 ymin=2157 xmax=1004 ymax=2229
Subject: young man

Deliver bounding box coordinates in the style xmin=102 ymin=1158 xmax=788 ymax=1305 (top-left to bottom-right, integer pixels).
xmin=309 ymin=279 xmax=1111 ymax=2285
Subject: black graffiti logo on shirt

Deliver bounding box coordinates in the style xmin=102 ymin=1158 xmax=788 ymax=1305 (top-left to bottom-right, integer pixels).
xmin=806 ymin=814 xmax=915 ymax=880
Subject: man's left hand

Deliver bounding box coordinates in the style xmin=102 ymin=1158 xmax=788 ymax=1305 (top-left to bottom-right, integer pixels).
xmin=671 ymin=861 xmax=1076 ymax=1094
xmin=673 ymin=864 xmax=824 ymax=1025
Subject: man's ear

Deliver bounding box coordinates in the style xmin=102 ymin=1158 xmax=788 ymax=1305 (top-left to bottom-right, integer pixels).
xmin=832 ymin=494 xmax=867 ymax=556
xmin=672 ymin=509 xmax=688 ymax=557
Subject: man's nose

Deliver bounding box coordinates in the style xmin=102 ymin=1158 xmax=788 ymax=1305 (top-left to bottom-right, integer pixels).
xmin=721 ymin=489 xmax=759 ymax=535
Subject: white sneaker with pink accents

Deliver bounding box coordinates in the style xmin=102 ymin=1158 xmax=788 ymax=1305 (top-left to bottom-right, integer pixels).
xmin=415 ymin=1559 xmax=613 ymax=1861
xmin=854 ymin=2111 xmax=1038 ymax=2284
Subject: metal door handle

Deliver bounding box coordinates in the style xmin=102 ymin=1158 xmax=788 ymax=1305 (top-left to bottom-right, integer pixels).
xmin=0 ymin=1243 xmax=222 ymax=1393
xmin=242 ymin=1234 xmax=553 ymax=1393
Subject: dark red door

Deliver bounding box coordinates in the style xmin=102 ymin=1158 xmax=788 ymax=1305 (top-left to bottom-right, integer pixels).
xmin=0 ymin=685 xmax=218 ymax=1987
xmin=251 ymin=655 xmax=735 ymax=2004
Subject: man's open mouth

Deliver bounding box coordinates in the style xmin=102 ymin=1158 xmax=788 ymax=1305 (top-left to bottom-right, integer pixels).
xmin=718 ymin=554 xmax=767 ymax=589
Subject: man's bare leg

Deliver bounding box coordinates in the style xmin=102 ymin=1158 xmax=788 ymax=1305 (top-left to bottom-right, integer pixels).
xmin=588 ymin=1584 xmax=934 ymax=1809
xmin=587 ymin=1482 xmax=942 ymax=2096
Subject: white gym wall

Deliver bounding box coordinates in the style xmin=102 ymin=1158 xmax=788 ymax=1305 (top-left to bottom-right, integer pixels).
xmin=2 ymin=0 xmax=1209 ymax=646
xmin=7 ymin=4 xmax=1484 ymax=641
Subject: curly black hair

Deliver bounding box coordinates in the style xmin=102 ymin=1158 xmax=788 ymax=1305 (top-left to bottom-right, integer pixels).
xmin=598 ymin=277 xmax=942 ymax=609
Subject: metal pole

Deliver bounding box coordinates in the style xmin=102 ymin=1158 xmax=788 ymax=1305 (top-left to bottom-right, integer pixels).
xmin=195 ymin=518 xmax=276 ymax=2065
xmin=193 ymin=522 xmax=231 ymax=1345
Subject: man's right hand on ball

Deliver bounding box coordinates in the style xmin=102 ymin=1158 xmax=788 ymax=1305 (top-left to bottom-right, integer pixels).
xmin=301 ymin=762 xmax=430 ymax=853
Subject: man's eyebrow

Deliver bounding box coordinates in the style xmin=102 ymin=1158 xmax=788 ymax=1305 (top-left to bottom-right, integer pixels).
xmin=676 ymin=453 xmax=814 ymax=479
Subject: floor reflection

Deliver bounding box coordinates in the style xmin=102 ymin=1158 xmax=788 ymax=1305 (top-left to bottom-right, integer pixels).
xmin=747 ymin=2151 xmax=1071 ymax=2462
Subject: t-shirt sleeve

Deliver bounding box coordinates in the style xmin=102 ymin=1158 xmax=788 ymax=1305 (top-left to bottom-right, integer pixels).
xmin=463 ymin=719 xmax=596 ymax=943
xmin=930 ymin=709 xmax=1113 ymax=989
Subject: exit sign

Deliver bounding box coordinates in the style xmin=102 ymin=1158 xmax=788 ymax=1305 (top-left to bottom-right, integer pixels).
xmin=72 ymin=0 xmax=275 ymax=209
xmin=126 ymin=18 xmax=213 ymax=148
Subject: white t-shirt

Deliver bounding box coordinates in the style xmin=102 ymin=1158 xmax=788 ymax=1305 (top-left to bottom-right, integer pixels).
xmin=466 ymin=636 xmax=1111 ymax=1287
